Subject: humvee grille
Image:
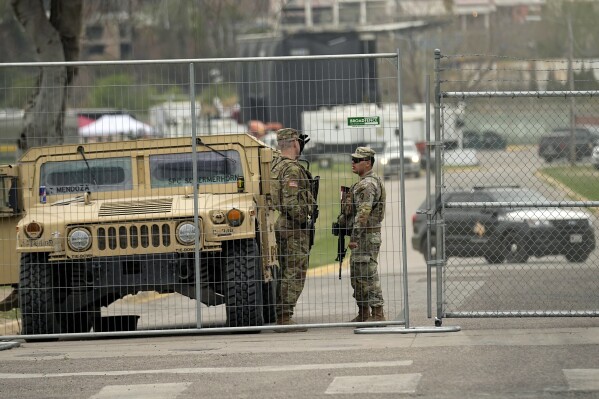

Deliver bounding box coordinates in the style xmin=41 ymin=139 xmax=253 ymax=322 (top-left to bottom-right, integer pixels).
xmin=97 ymin=223 xmax=172 ymax=250
xmin=99 ymin=198 xmax=173 ymax=217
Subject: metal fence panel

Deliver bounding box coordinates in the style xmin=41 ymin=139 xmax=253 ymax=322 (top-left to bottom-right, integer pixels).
xmin=428 ymin=51 xmax=599 ymax=322
xmin=0 ymin=54 xmax=408 ymax=338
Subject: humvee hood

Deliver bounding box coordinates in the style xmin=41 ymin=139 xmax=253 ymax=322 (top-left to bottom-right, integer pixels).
xmin=21 ymin=193 xmax=256 ymax=226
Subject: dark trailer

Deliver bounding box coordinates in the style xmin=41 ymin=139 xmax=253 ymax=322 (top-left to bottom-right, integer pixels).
xmin=236 ymin=30 xmax=380 ymax=131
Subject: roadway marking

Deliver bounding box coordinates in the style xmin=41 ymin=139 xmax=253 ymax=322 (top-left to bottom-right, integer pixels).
xmin=563 ymin=369 xmax=599 ymax=391
xmin=325 ymin=373 xmax=422 ymax=394
xmin=0 ymin=360 xmax=412 ymax=379
xmin=89 ymin=382 xmax=192 ymax=399
xmin=309 ymin=260 xmax=349 ymax=278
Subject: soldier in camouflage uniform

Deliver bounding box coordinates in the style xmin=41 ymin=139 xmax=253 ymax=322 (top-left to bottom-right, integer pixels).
xmin=345 ymin=147 xmax=386 ymax=322
xmin=271 ymin=128 xmax=315 ymax=332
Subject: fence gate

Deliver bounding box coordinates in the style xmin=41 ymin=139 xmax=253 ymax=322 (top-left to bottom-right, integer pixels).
xmin=0 ymin=53 xmax=412 ymax=339
xmin=426 ymin=50 xmax=599 ymax=324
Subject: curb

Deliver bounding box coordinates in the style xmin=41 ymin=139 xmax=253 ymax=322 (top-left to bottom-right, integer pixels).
xmin=0 ymin=341 xmax=20 ymax=351
xmin=309 ymin=259 xmax=349 ymax=277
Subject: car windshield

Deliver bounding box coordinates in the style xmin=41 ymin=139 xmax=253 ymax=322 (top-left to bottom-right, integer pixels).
xmin=40 ymin=157 xmax=133 ymax=194
xmin=487 ymin=189 xmax=548 ymax=203
xmin=149 ymin=150 xmax=243 ymax=188
xmin=551 ymin=129 xmax=590 ymax=139
xmin=388 ymin=142 xmax=416 ymax=154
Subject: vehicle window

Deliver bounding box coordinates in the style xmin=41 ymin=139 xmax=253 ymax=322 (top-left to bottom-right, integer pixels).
xmin=446 ymin=192 xmax=490 ymax=203
xmin=41 ymin=157 xmax=133 ymax=194
xmin=388 ymin=143 xmax=416 ymax=154
xmin=552 ymin=129 xmax=589 ymax=139
xmin=487 ymin=189 xmax=547 ymax=202
xmin=150 ymin=150 xmax=242 ymax=188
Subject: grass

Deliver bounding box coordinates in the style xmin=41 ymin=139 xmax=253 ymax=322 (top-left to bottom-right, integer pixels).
xmin=306 ymin=161 xmax=356 ymax=268
xmin=540 ymin=165 xmax=599 ymax=201
xmin=0 ymin=286 xmax=19 ymax=335
xmin=0 ymin=309 xmax=19 ymax=321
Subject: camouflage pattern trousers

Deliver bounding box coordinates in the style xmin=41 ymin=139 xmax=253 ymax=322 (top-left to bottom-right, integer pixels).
xmin=350 ymin=231 xmax=384 ymax=307
xmin=275 ymin=228 xmax=310 ymax=317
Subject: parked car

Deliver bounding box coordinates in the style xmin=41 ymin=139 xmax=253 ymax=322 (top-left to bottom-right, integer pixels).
xmin=412 ymin=186 xmax=596 ymax=264
xmin=463 ymin=130 xmax=507 ymax=150
xmin=592 ymin=145 xmax=599 ymax=169
xmin=480 ymin=130 xmax=508 ymax=149
xmin=538 ymin=128 xmax=598 ymax=162
xmin=379 ymin=140 xmax=421 ymax=178
xmin=462 ymin=130 xmax=481 ymax=149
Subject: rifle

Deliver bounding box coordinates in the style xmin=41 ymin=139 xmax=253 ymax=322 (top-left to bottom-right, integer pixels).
xmin=308 ymin=175 xmax=320 ymax=249
xmin=332 ymin=186 xmax=351 ymax=280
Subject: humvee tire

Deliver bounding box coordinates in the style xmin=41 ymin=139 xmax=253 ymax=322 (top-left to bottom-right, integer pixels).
xmin=19 ymin=253 xmax=58 ymax=336
xmin=224 ymin=239 xmax=264 ymax=327
xmin=20 ymin=253 xmax=97 ymax=337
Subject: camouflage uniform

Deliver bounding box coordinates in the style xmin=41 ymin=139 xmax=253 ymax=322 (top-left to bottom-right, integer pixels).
xmin=348 ymin=147 xmax=386 ymax=311
xmin=271 ymin=129 xmax=316 ymax=321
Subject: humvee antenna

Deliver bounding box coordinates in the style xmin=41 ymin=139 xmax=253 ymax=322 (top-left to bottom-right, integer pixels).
xmin=77 ymin=146 xmax=98 ymax=187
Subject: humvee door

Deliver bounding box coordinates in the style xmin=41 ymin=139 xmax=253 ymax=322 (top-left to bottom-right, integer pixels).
xmin=0 ymin=165 xmax=21 ymax=285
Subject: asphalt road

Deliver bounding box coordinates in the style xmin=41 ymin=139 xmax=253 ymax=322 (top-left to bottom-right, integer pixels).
xmin=1 ymin=146 xmax=599 ymax=398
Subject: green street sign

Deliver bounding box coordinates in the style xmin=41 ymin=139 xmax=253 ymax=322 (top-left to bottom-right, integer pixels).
xmin=347 ymin=116 xmax=380 ymax=127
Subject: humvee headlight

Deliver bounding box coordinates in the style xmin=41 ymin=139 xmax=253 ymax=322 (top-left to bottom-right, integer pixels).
xmin=176 ymin=222 xmax=197 ymax=245
xmin=210 ymin=210 xmax=226 ymax=224
xmin=68 ymin=228 xmax=92 ymax=251
xmin=24 ymin=221 xmax=44 ymax=239
xmin=226 ymin=209 xmax=244 ymax=227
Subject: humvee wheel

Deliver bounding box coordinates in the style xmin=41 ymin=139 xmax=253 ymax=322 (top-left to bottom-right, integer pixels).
xmin=224 ymin=239 xmax=264 ymax=328
xmin=20 ymin=253 xmax=59 ymax=338
xmin=20 ymin=253 xmax=96 ymax=338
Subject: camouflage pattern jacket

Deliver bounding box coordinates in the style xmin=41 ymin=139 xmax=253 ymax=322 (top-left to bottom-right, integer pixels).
xmin=271 ymin=155 xmax=315 ymax=231
xmin=349 ymin=169 xmax=386 ymax=242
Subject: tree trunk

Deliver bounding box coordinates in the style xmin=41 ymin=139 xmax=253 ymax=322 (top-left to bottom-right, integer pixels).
xmin=11 ymin=0 xmax=82 ymax=150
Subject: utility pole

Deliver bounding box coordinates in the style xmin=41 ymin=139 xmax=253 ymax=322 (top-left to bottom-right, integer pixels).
xmin=567 ymin=9 xmax=576 ymax=165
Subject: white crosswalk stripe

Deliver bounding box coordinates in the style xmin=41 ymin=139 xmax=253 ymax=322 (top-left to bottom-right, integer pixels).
xmin=563 ymin=369 xmax=599 ymax=391
xmin=325 ymin=373 xmax=422 ymax=394
xmin=0 ymin=360 xmax=411 ymax=379
xmin=89 ymin=382 xmax=192 ymax=399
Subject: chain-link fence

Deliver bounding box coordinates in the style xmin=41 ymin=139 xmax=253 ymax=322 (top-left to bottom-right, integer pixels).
xmin=0 ymin=53 xmax=410 ymax=338
xmin=423 ymin=51 xmax=599 ymax=323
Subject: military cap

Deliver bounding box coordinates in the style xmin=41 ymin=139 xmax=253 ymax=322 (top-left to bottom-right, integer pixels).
xmin=276 ymin=128 xmax=299 ymax=142
xmin=351 ymin=146 xmax=376 ymax=159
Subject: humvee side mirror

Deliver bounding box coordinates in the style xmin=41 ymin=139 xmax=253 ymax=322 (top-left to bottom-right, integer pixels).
xmin=0 ymin=173 xmax=21 ymax=215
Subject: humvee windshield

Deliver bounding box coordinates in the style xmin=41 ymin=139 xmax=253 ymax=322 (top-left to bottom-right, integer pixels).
xmin=149 ymin=150 xmax=242 ymax=188
xmin=41 ymin=157 xmax=133 ymax=194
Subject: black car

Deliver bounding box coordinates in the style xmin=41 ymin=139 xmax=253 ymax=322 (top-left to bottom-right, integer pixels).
xmin=412 ymin=187 xmax=596 ymax=264
xmin=463 ymin=130 xmax=507 ymax=150
xmin=538 ymin=128 xmax=598 ymax=162
xmin=462 ymin=130 xmax=482 ymax=149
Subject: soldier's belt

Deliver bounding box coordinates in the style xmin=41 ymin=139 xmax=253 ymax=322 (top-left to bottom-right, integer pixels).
xmin=363 ymin=227 xmax=381 ymax=233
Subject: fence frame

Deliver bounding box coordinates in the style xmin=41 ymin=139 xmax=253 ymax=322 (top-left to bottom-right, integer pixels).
xmin=428 ymin=49 xmax=599 ymax=325
xmin=0 ymin=52 xmax=415 ymax=340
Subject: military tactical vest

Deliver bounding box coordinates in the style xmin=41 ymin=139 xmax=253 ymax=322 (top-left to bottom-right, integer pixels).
xmin=351 ymin=172 xmax=386 ymax=227
xmin=271 ymin=156 xmax=315 ymax=221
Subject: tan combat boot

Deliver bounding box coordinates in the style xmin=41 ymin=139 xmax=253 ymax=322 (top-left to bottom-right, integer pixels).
xmin=275 ymin=314 xmax=308 ymax=333
xmin=350 ymin=305 xmax=371 ymax=322
xmin=370 ymin=306 xmax=386 ymax=322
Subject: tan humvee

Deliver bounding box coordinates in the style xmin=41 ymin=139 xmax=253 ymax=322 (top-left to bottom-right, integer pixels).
xmin=0 ymin=134 xmax=279 ymax=335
